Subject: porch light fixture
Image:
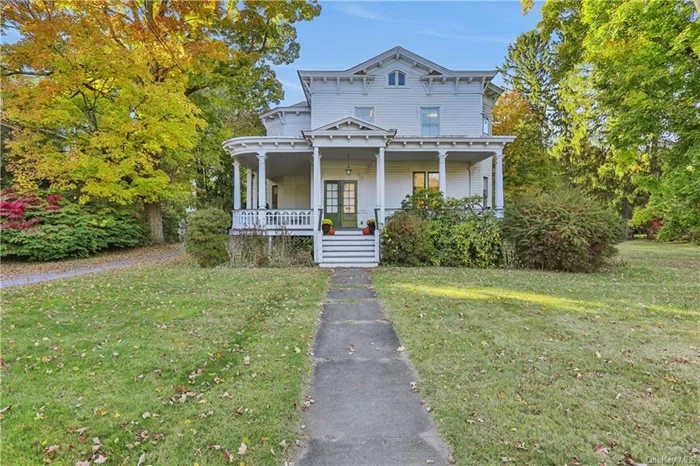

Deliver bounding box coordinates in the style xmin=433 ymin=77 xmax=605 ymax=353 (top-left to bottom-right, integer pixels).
xmin=345 ymin=153 xmax=352 ymax=176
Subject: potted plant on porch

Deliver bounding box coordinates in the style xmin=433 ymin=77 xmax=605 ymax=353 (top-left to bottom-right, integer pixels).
xmin=322 ymin=218 xmax=333 ymax=235
xmin=367 ymin=218 xmax=376 ymax=235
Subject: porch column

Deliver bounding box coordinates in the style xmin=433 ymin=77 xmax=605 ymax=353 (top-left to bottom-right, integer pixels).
xmin=257 ymin=152 xmax=267 ymax=225
xmin=376 ymin=147 xmax=385 ymax=225
xmin=494 ymin=148 xmax=504 ymax=218
xmin=438 ymin=149 xmax=448 ymax=196
xmin=233 ymin=158 xmax=242 ymax=211
xmin=312 ymin=147 xmax=322 ymax=263
xmin=245 ymin=168 xmax=253 ymax=209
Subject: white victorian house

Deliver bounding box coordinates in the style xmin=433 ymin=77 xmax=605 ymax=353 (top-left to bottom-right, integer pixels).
xmin=223 ymin=46 xmax=515 ymax=267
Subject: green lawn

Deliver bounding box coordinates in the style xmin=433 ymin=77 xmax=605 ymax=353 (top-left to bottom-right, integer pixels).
xmin=1 ymin=265 xmax=329 ymax=465
xmin=371 ymin=241 xmax=699 ymax=466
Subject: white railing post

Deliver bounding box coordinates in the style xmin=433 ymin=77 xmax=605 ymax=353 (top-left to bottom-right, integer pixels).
xmin=438 ymin=149 xmax=448 ymax=197
xmin=257 ymin=152 xmax=267 ymax=226
xmin=494 ymin=148 xmax=504 ymax=218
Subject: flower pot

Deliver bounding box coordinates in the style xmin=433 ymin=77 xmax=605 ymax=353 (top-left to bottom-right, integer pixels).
xmin=322 ymin=224 xmax=331 ymax=235
xmin=362 ymin=227 xmax=370 ymax=235
xmin=328 ymin=228 xmax=336 ymax=235
xmin=368 ymin=224 xmax=376 ymax=234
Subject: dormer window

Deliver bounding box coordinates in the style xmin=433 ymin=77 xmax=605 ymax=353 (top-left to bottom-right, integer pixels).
xmin=388 ymin=70 xmax=406 ymax=87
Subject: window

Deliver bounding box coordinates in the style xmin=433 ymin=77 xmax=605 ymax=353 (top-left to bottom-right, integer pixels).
xmin=388 ymin=70 xmax=406 ymax=87
xmin=354 ymin=107 xmax=374 ymax=122
xmin=421 ymin=107 xmax=440 ymax=136
xmin=413 ymin=171 xmax=440 ymax=192
xmin=325 ymin=183 xmax=338 ymax=213
xmin=271 ymin=185 xmax=278 ymax=209
xmin=483 ymin=176 xmax=489 ymax=207
xmin=483 ymin=115 xmax=490 ymax=135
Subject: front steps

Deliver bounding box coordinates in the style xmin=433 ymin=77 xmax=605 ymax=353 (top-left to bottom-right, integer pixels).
xmin=320 ymin=230 xmax=378 ymax=268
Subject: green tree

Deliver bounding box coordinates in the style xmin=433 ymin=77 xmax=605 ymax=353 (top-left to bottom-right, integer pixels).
xmin=1 ymin=0 xmax=320 ymax=242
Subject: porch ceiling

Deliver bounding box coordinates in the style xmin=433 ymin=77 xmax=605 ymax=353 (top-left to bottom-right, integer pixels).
xmin=237 ymin=151 xmax=311 ymax=178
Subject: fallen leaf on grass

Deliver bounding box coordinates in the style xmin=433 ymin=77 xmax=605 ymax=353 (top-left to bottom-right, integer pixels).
xmin=137 ymin=453 xmax=146 ymax=466
xmin=501 ymin=458 xmax=513 ymax=463
xmin=593 ymin=444 xmax=609 ymax=454
xmin=94 ymin=455 xmax=107 ymax=464
xmin=238 ymin=442 xmax=247 ymax=455
xmin=43 ymin=445 xmax=59 ymax=455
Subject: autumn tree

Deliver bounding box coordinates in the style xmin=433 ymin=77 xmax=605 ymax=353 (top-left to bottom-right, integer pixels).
xmin=1 ymin=0 xmax=320 ymax=242
xmin=492 ymin=90 xmax=558 ymax=197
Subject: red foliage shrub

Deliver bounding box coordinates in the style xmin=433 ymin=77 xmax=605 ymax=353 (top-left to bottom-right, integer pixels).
xmin=0 ymin=188 xmax=63 ymax=230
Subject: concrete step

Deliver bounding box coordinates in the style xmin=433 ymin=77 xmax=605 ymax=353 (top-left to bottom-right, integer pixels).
xmin=322 ymin=239 xmax=375 ymax=245
xmin=323 ymin=235 xmax=374 ymax=241
xmin=323 ymin=252 xmax=376 ymax=259
xmin=323 ymin=245 xmax=375 ymax=252
xmin=320 ymin=256 xmax=379 ymax=264
xmin=320 ymin=262 xmax=379 ymax=268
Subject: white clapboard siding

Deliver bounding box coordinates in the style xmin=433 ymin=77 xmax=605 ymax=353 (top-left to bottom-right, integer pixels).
xmin=308 ymin=57 xmax=485 ymax=136
xmin=282 ymin=113 xmax=311 ymax=136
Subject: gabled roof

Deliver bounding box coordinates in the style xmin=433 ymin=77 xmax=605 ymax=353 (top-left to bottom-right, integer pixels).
xmin=347 ymin=46 xmax=449 ymax=75
xmin=260 ymin=101 xmax=310 ymax=120
xmin=306 ymin=116 xmax=392 ymax=133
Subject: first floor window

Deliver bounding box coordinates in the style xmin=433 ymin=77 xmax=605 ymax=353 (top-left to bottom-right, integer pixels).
xmin=271 ymin=185 xmax=278 ymax=209
xmin=413 ymin=171 xmax=440 ymax=192
xmin=355 ymin=107 xmax=374 ymax=122
xmin=483 ymin=176 xmax=489 ymax=207
xmin=421 ymin=107 xmax=440 ymax=136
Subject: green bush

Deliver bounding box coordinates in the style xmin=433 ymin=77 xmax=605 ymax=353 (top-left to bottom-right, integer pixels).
xmin=502 ymin=189 xmax=624 ymax=272
xmin=382 ymin=190 xmax=502 ymax=267
xmin=185 ymin=208 xmax=231 ymax=267
xmin=381 ymin=211 xmax=435 ymax=266
xmin=1 ymin=190 xmax=146 ymax=261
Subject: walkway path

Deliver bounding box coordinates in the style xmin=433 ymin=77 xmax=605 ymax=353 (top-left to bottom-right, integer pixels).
xmin=1 ymin=249 xmax=182 ymax=289
xmin=297 ymin=268 xmax=451 ymax=466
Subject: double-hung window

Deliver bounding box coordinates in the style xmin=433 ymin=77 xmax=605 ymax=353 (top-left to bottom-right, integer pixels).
xmin=354 ymin=107 xmax=374 ymax=122
xmin=388 ymin=70 xmax=406 ymax=87
xmin=483 ymin=115 xmax=490 ymax=135
xmin=413 ymin=172 xmax=440 ymax=192
xmin=420 ymin=107 xmax=440 ymax=137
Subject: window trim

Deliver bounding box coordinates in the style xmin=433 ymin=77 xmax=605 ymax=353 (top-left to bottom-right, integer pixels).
xmin=354 ymin=106 xmax=375 ymax=123
xmin=483 ymin=176 xmax=489 ymax=207
xmin=413 ymin=171 xmax=440 ymax=192
xmin=387 ymin=69 xmax=407 ymax=88
xmin=482 ymin=114 xmax=490 ymax=135
xmin=420 ymin=106 xmax=441 ymax=137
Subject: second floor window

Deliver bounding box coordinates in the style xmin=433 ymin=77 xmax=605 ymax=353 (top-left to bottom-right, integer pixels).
xmin=388 ymin=70 xmax=406 ymax=87
xmin=483 ymin=115 xmax=490 ymax=135
xmin=421 ymin=107 xmax=440 ymax=137
xmin=355 ymin=107 xmax=374 ymax=122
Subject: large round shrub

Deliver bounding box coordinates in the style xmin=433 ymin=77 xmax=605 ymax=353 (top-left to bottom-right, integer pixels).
xmin=185 ymin=208 xmax=231 ymax=268
xmin=381 ymin=211 xmax=434 ymax=266
xmin=502 ymin=189 xmax=624 ymax=272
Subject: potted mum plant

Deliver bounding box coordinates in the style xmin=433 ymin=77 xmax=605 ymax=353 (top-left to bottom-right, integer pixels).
xmin=322 ymin=218 xmax=333 ymax=235
xmin=367 ymin=218 xmax=376 ymax=234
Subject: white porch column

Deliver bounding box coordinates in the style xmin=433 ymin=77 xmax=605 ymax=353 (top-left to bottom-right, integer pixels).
xmin=245 ymin=168 xmax=252 ymax=209
xmin=233 ymin=158 xmax=242 ymax=211
xmin=494 ymin=148 xmax=504 ymax=218
xmin=376 ymin=147 xmax=385 ymax=225
xmin=438 ymin=149 xmax=448 ymax=196
xmin=257 ymin=152 xmax=267 ymax=225
xmin=312 ymin=147 xmax=322 ymax=263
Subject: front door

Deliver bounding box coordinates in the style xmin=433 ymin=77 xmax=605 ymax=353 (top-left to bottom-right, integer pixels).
xmin=324 ymin=181 xmax=357 ymax=228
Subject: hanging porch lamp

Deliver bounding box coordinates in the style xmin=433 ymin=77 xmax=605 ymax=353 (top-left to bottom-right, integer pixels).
xmin=345 ymin=152 xmax=352 ymax=176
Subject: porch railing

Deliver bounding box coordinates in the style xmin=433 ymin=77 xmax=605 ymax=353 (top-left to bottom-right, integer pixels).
xmin=232 ymin=209 xmax=313 ymax=230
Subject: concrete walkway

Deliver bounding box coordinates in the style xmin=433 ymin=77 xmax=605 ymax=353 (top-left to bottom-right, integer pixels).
xmin=297 ymin=268 xmax=451 ymax=466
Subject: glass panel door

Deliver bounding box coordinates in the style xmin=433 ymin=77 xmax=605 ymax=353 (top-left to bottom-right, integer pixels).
xmin=324 ymin=181 xmax=340 ymax=228
xmin=340 ymin=181 xmax=357 ymax=228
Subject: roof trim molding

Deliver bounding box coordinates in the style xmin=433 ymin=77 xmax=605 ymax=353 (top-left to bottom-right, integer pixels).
xmin=305 ymin=116 xmax=392 ymax=133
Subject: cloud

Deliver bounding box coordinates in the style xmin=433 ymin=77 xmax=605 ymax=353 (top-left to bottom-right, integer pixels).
xmin=339 ymin=3 xmax=387 ymax=21
xmin=420 ymin=28 xmax=513 ymax=44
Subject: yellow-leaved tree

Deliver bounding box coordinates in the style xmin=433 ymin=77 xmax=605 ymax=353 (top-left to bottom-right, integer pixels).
xmin=1 ymin=0 xmax=320 ymax=242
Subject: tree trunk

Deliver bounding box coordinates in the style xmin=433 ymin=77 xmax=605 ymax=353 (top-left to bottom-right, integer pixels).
xmin=144 ymin=201 xmax=165 ymax=244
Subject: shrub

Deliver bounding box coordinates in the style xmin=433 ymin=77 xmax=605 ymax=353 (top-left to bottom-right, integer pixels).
xmin=1 ymin=189 xmax=146 ymax=261
xmin=382 ymin=190 xmax=502 ymax=267
xmin=227 ymin=228 xmax=314 ymax=268
xmin=502 ymin=189 xmax=624 ymax=272
xmin=185 ymin=208 xmax=231 ymax=267
xmin=381 ymin=211 xmax=435 ymax=266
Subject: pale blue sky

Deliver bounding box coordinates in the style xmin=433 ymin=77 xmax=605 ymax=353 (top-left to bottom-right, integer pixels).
xmin=275 ymin=1 xmax=542 ymax=105
xmin=1 ymin=1 xmax=542 ymax=106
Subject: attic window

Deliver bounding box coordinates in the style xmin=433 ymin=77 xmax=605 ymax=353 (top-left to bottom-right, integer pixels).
xmin=388 ymin=70 xmax=406 ymax=87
